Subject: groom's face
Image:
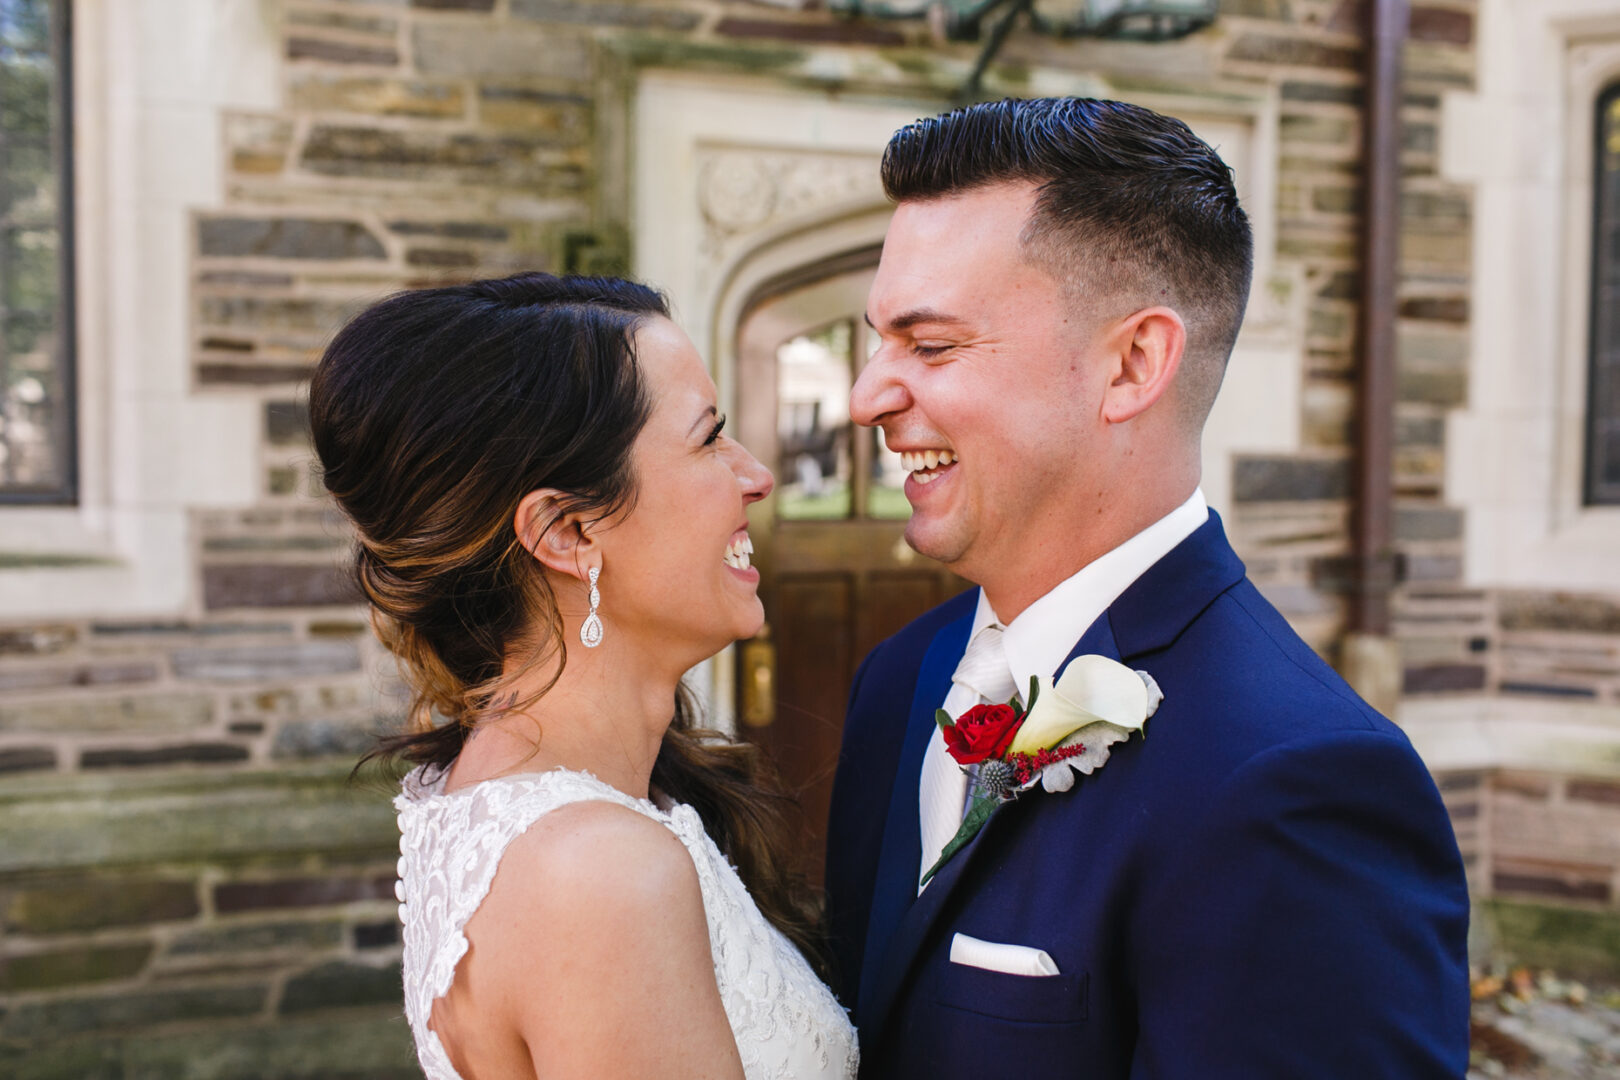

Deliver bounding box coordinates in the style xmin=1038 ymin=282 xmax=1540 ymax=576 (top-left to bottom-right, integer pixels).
xmin=854 ymin=182 xmax=1109 ymax=581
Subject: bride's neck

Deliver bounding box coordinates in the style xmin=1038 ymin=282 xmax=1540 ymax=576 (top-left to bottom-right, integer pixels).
xmin=449 ymin=639 xmax=683 ymax=800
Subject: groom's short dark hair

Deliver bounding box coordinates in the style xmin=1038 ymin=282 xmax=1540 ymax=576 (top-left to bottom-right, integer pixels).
xmin=881 ymin=97 xmax=1253 ymax=425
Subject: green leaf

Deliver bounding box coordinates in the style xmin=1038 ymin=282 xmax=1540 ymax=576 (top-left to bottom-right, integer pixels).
xmin=935 ymin=707 xmax=955 ymax=730
xmin=919 ymin=793 xmax=1000 ymax=887
xmin=1024 ymin=675 xmax=1040 ymax=713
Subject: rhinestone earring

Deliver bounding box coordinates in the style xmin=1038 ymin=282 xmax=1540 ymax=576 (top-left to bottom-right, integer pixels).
xmin=580 ymin=567 xmax=603 ymax=648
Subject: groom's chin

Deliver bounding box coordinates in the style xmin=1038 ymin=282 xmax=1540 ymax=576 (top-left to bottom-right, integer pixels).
xmin=903 ymin=517 xmax=967 ymax=571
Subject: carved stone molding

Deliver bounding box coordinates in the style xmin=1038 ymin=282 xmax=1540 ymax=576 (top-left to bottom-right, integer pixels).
xmin=695 ymin=143 xmax=884 ymax=278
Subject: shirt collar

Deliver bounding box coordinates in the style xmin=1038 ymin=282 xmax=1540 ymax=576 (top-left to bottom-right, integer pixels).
xmin=969 ymin=488 xmax=1209 ymax=697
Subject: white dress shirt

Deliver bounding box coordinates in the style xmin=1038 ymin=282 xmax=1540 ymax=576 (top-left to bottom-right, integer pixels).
xmin=917 ymin=488 xmax=1210 ymax=883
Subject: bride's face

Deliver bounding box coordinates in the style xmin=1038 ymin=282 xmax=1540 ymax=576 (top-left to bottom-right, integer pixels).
xmin=596 ymin=317 xmax=773 ymax=661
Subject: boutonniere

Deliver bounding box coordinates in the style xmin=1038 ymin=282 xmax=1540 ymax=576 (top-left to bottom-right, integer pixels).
xmin=922 ymin=656 xmax=1164 ymax=886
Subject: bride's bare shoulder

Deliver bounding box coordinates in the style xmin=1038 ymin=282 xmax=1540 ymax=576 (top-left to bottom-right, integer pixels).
xmin=452 ymin=799 xmax=740 ymax=1077
xmin=491 ymin=798 xmax=702 ymax=928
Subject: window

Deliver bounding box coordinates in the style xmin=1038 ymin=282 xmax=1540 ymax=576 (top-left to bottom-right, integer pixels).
xmin=1588 ymin=82 xmax=1620 ymax=505
xmin=0 ymin=0 xmax=73 ymax=503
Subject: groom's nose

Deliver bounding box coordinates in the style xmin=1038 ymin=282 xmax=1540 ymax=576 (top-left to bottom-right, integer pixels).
xmin=850 ymin=347 xmax=910 ymax=429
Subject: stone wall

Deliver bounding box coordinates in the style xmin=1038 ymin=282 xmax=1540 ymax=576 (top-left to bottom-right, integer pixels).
xmin=4 ymin=0 xmax=1620 ymax=1074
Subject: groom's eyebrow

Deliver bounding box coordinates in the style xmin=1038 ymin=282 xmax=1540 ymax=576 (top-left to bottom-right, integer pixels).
xmin=866 ymin=308 xmax=966 ymax=333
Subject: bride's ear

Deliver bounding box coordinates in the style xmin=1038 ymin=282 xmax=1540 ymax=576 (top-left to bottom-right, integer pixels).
xmin=514 ymin=489 xmax=600 ymax=580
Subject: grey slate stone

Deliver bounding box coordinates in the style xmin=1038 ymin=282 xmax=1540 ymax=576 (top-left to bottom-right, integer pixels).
xmin=0 ymin=694 xmax=214 ymax=735
xmin=1232 ymin=456 xmax=1351 ymax=502
xmin=198 ymin=217 xmax=386 ymax=261
xmin=201 ymin=564 xmax=361 ymax=610
xmin=172 ymin=641 xmax=361 ymax=680
xmin=412 ymin=21 xmax=591 ymax=80
xmin=0 ymin=767 xmax=398 ymax=872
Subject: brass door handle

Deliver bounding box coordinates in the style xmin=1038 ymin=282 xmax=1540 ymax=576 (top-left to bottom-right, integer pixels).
xmin=741 ymin=625 xmax=776 ymax=728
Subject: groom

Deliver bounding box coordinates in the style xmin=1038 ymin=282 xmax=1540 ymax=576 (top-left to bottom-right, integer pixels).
xmin=824 ymin=98 xmax=1469 ymax=1078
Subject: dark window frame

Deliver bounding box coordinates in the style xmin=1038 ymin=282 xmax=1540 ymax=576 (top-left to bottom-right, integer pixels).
xmin=0 ymin=0 xmax=76 ymax=505
xmin=1586 ymin=80 xmax=1620 ymax=506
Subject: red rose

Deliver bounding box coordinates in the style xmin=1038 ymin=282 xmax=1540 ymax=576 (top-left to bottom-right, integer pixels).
xmin=942 ymin=703 xmax=1023 ymax=765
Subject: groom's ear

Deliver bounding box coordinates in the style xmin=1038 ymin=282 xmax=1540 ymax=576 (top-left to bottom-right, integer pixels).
xmin=1100 ymin=306 xmax=1185 ymax=425
xmin=514 ymin=488 xmax=600 ymax=579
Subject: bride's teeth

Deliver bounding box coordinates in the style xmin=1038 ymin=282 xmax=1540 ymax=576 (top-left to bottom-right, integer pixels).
xmin=724 ymin=536 xmax=753 ymax=570
xmin=939 ymin=450 xmax=954 ymax=466
xmin=924 ymin=450 xmax=939 ymax=470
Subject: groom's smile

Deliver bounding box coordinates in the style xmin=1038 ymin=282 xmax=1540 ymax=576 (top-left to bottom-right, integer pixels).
xmin=896 ymin=447 xmax=956 ymax=486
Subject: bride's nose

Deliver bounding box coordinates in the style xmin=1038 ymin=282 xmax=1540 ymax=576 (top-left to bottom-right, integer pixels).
xmin=730 ymin=443 xmax=774 ymax=504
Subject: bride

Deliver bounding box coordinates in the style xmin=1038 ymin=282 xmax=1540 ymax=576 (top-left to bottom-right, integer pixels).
xmin=308 ymin=273 xmax=859 ymax=1080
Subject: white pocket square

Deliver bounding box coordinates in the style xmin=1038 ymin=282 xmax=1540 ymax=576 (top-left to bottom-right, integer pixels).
xmin=949 ymin=933 xmax=1060 ymax=977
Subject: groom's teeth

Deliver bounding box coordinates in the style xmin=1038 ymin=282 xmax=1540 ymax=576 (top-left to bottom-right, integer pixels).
xmin=902 ymin=449 xmax=956 ymax=477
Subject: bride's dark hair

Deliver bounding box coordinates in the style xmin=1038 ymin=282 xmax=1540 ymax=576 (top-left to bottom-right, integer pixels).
xmin=309 ymin=272 xmax=823 ymax=969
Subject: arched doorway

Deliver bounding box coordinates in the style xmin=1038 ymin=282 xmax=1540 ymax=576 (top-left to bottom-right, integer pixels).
xmin=732 ymin=249 xmax=966 ymax=884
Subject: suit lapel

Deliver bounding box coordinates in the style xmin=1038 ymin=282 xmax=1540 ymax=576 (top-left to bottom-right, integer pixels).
xmin=1056 ymin=609 xmax=1123 ymax=671
xmin=859 ymin=610 xmax=1125 ymax=1041
xmin=854 ymin=604 xmax=974 ymax=1024
xmin=1104 ymin=511 xmax=1246 ymax=659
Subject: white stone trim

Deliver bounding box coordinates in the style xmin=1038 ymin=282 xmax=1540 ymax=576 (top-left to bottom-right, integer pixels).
xmin=1443 ymin=0 xmax=1620 ymax=589
xmin=1400 ymin=695 xmax=1620 ymax=780
xmin=0 ymin=0 xmax=275 ymax=620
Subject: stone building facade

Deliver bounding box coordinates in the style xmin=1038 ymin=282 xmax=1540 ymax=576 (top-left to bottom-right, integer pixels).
xmin=2 ymin=0 xmax=1618 ymax=1073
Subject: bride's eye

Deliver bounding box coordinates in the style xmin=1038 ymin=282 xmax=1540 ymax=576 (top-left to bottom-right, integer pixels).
xmin=704 ymin=414 xmax=728 ymax=446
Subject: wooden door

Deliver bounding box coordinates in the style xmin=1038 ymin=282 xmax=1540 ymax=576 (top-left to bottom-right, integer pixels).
xmin=733 ymin=252 xmax=966 ymax=885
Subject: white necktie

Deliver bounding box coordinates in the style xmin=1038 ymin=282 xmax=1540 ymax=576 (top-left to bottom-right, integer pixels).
xmin=918 ymin=624 xmax=1017 ymax=891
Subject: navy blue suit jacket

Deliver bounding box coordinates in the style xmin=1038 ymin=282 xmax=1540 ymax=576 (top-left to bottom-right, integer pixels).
xmin=824 ymin=514 xmax=1470 ymax=1078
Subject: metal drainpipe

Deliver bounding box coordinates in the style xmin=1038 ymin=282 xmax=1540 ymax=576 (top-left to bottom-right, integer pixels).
xmin=1342 ymin=0 xmax=1408 ymax=715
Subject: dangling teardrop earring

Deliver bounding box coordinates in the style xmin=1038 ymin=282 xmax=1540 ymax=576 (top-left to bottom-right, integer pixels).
xmin=580 ymin=567 xmax=603 ymax=648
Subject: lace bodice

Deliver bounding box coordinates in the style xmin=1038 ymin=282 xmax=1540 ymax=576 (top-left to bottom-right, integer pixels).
xmin=394 ymin=765 xmax=858 ymax=1080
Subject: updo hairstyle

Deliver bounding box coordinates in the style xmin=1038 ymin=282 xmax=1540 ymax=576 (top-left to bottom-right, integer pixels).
xmin=309 ymin=272 xmax=822 ymax=968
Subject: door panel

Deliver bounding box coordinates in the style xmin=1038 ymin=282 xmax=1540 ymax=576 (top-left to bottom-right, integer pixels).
xmin=864 ymin=572 xmax=944 ymax=657
xmin=734 ymin=251 xmax=967 ymax=884
xmin=772 ymin=573 xmax=855 ymax=867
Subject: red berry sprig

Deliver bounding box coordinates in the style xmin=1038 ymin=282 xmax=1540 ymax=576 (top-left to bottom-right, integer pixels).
xmin=1008 ymin=743 xmax=1087 ymax=786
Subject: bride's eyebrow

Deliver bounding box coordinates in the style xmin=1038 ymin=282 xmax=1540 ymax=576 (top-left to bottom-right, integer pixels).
xmin=687 ymin=405 xmax=718 ymax=437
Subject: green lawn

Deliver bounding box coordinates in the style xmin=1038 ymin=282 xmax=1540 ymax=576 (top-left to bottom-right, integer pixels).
xmin=778 ymin=485 xmax=912 ymax=521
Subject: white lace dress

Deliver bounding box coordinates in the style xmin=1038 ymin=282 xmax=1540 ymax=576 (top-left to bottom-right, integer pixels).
xmin=394 ymin=765 xmax=859 ymax=1080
